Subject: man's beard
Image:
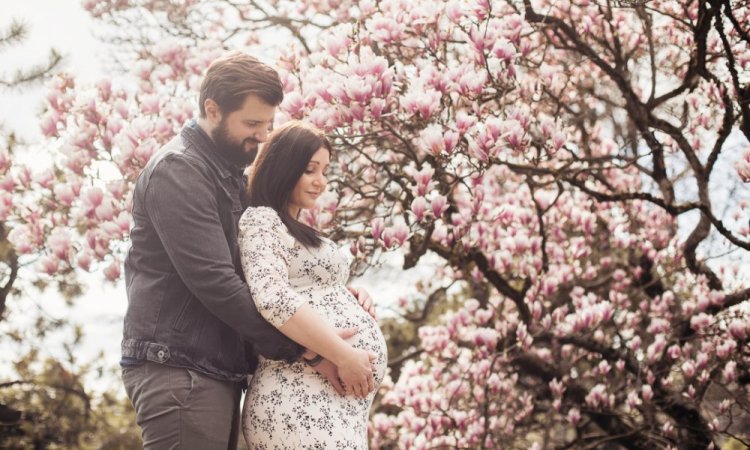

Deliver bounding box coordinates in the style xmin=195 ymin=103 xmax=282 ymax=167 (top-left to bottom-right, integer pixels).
xmin=211 ymin=119 xmax=260 ymax=167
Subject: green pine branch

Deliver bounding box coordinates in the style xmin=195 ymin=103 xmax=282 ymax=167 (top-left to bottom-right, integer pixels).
xmin=0 ymin=19 xmax=64 ymax=89
xmin=0 ymin=19 xmax=27 ymax=50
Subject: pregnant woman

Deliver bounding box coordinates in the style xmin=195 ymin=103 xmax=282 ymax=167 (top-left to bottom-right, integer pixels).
xmin=239 ymin=121 xmax=387 ymax=448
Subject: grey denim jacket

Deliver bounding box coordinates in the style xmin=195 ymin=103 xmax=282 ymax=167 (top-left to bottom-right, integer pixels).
xmin=121 ymin=122 xmax=303 ymax=381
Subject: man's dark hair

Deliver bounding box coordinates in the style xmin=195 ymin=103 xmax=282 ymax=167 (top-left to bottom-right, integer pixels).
xmin=199 ymin=52 xmax=284 ymax=117
xmin=247 ymin=121 xmax=332 ymax=248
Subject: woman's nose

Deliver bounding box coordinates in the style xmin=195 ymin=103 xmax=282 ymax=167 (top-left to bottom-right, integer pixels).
xmin=254 ymin=127 xmax=270 ymax=142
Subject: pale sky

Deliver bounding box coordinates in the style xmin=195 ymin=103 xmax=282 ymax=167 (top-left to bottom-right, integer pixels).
xmin=2 ymin=0 xmax=104 ymax=141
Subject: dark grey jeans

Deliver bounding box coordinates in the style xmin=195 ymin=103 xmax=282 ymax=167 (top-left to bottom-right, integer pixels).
xmin=122 ymin=362 xmax=242 ymax=450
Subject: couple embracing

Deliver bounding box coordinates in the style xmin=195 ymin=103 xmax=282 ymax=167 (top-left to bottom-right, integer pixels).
xmin=120 ymin=52 xmax=387 ymax=449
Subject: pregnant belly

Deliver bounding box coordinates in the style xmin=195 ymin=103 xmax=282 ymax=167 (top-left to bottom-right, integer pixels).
xmin=308 ymin=287 xmax=389 ymax=384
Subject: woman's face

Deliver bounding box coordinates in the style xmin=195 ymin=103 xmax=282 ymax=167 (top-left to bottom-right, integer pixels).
xmin=288 ymin=146 xmax=330 ymax=216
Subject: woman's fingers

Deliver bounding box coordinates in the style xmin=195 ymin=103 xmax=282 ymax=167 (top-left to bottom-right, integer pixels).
xmin=336 ymin=347 xmax=377 ymax=397
xmin=345 ymin=377 xmax=370 ymax=398
xmin=349 ymin=286 xmax=378 ymax=320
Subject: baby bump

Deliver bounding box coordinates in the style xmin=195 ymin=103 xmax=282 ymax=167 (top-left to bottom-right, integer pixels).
xmin=307 ymin=288 xmax=388 ymax=384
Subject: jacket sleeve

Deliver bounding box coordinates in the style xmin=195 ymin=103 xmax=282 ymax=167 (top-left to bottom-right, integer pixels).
xmin=238 ymin=207 xmax=309 ymax=328
xmin=144 ymin=155 xmax=303 ymax=362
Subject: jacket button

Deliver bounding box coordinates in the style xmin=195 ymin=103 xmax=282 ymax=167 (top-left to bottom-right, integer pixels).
xmin=157 ymin=350 xmax=165 ymax=360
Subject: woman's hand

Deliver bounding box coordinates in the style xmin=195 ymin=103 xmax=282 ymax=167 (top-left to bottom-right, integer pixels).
xmin=335 ymin=346 xmax=377 ymax=398
xmin=348 ymin=286 xmax=377 ymax=320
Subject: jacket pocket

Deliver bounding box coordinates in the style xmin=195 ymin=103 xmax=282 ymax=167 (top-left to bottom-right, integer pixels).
xmin=169 ymin=288 xmax=194 ymax=332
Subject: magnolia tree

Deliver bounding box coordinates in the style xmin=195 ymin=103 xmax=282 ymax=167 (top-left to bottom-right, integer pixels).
xmin=2 ymin=0 xmax=749 ymax=448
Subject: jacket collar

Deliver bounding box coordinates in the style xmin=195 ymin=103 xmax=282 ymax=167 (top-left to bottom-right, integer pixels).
xmin=181 ymin=121 xmax=244 ymax=179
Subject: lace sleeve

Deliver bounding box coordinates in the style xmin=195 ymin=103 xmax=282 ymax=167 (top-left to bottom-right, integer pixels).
xmin=238 ymin=206 xmax=308 ymax=328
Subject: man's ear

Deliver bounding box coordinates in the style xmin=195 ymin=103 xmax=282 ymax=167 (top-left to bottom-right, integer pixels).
xmin=204 ymin=98 xmax=222 ymax=122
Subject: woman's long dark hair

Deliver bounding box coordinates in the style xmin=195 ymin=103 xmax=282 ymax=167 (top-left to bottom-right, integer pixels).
xmin=247 ymin=121 xmax=332 ymax=248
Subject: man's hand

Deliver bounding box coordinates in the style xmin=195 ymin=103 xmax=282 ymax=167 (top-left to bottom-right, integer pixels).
xmin=304 ymin=327 xmax=359 ymax=396
xmin=313 ymin=359 xmax=345 ymax=395
xmin=348 ymin=286 xmax=377 ymax=320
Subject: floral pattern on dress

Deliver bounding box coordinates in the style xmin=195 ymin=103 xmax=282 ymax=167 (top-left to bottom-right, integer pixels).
xmin=239 ymin=206 xmax=388 ymax=449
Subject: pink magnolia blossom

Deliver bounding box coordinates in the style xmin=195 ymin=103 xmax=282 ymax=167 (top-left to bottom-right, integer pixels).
xmin=282 ymin=91 xmax=305 ymax=119
xmin=153 ymin=39 xmax=187 ymax=69
xmin=667 ymin=344 xmax=682 ymax=359
xmin=84 ymin=229 xmax=111 ymax=259
xmin=736 ymin=147 xmax=750 ymax=182
xmin=722 ymin=361 xmax=737 ymax=383
xmin=367 ymin=16 xmax=407 ymax=44
xmin=7 ymin=225 xmax=38 ymax=254
xmin=39 ymin=111 xmax=60 ymax=137
xmin=322 ymin=26 xmax=352 ymax=57
xmin=37 ymin=255 xmax=60 ymax=276
xmin=585 ymin=384 xmax=610 ymax=409
xmin=47 ymin=229 xmax=73 ymax=261
xmin=82 ymin=187 xmax=104 ymax=210
xmin=454 ymin=69 xmax=487 ymax=97
xmin=493 ymin=38 xmax=517 ymax=64
xmin=412 ymin=166 xmax=434 ymax=197
xmin=382 ymin=221 xmax=410 ymax=248
xmin=419 ymin=125 xmax=445 ymax=157
xmin=716 ymin=340 xmax=737 ymax=359
xmin=626 ymin=390 xmax=642 ymax=409
xmin=0 ymin=150 xmax=8 ymax=175
xmin=455 ymin=111 xmax=477 ymax=135
xmin=690 ymin=313 xmax=712 ymax=331
xmin=371 ymin=217 xmax=385 ymax=241
xmin=515 ymin=323 xmax=532 ymax=350
xmin=430 ymin=194 xmax=448 ymax=219
xmin=32 ymin=169 xmax=55 ymax=189
xmin=566 ymin=408 xmax=581 ymax=426
xmin=95 ymin=200 xmax=116 ymax=221
xmin=0 ymin=191 xmax=12 ymax=221
xmin=103 ymin=258 xmax=122 ymax=281
xmin=400 ymin=88 xmax=442 ymax=120
xmin=472 ymin=328 xmax=499 ymax=349
xmin=682 ymin=360 xmax=697 ymax=379
xmin=76 ymin=251 xmax=94 ymax=272
xmin=727 ymin=318 xmax=748 ymax=340
xmin=411 ymin=197 xmax=428 ymax=222
xmin=641 ymin=384 xmax=654 ymax=402
xmin=369 ymin=98 xmax=387 ymax=120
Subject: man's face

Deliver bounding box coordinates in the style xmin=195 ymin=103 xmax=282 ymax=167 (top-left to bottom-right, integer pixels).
xmin=210 ymin=94 xmax=276 ymax=166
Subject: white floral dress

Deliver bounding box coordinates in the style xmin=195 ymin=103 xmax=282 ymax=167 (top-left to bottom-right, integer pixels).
xmin=238 ymin=206 xmax=387 ymax=449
